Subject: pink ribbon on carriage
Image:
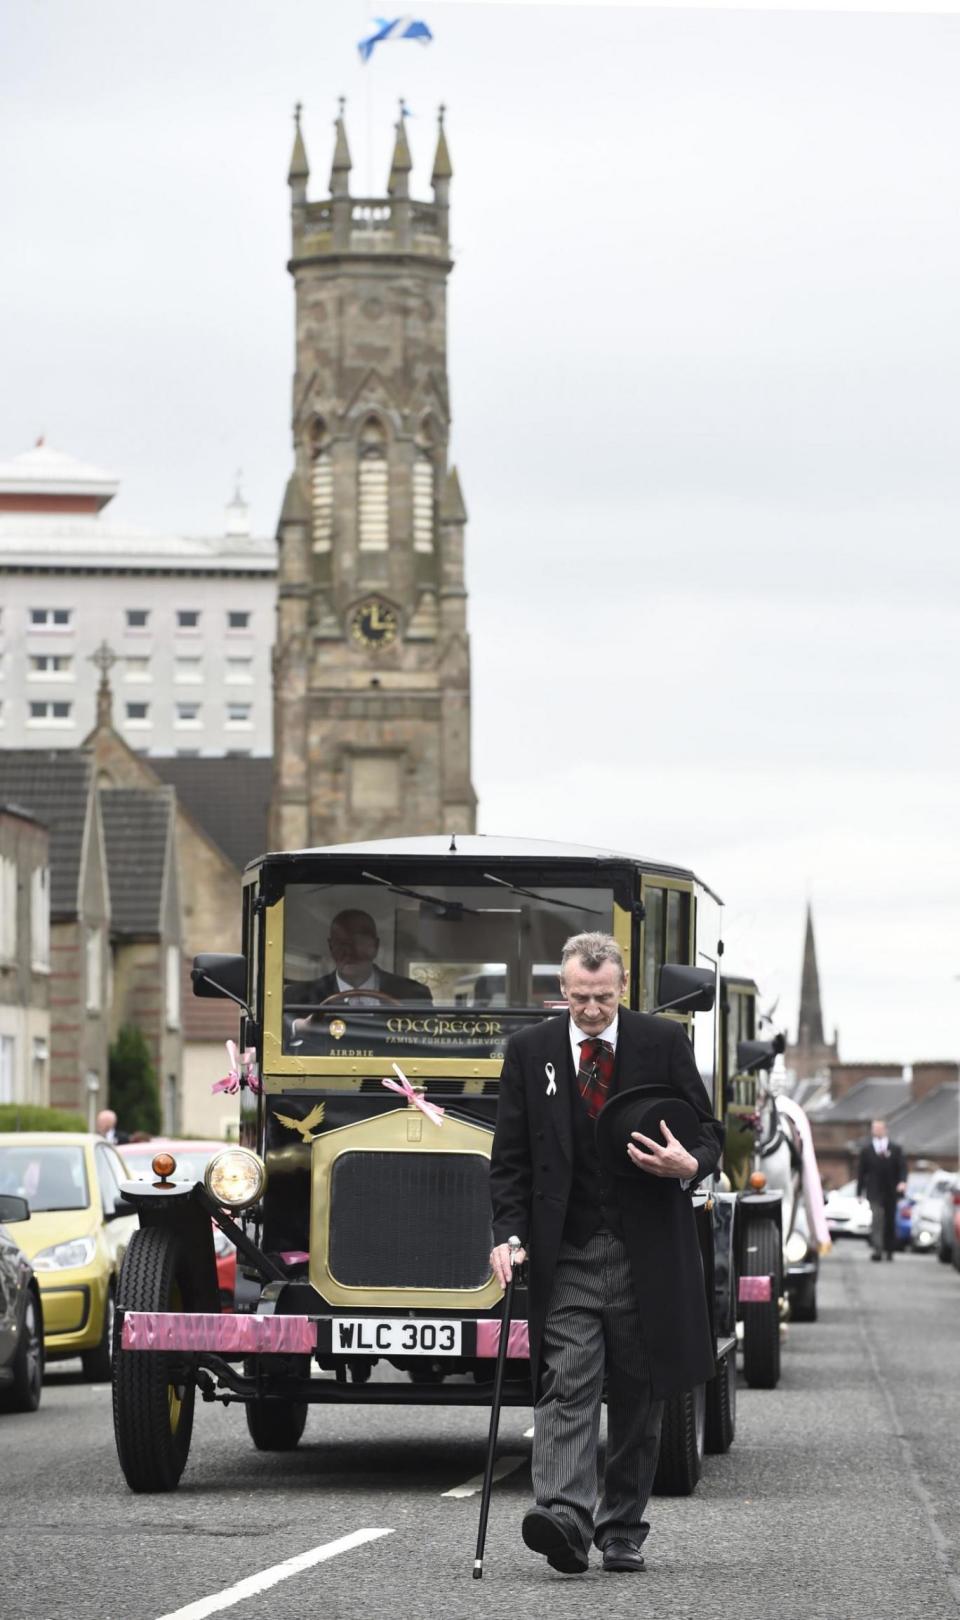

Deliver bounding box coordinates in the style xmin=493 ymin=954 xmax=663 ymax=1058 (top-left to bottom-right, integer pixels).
xmin=381 ymin=1063 xmax=445 ymax=1127
xmin=211 ymin=1039 xmax=260 ymax=1095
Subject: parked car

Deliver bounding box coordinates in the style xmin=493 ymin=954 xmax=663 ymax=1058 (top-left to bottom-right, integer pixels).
xmin=0 ymin=1193 xmax=44 ymax=1412
xmin=909 ymin=1170 xmax=957 ymax=1255
xmin=119 ymin=1139 xmax=236 ymax=1308
xmin=824 ymin=1180 xmax=872 ymax=1239
xmin=0 ymin=1133 xmax=137 ymax=1379
xmin=937 ymin=1177 xmax=960 ymax=1265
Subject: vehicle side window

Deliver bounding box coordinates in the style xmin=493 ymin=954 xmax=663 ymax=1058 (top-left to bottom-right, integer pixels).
xmin=95 ymin=1147 xmax=123 ymax=1216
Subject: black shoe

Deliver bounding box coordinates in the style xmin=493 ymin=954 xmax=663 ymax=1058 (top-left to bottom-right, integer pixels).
xmin=870 ymin=1252 xmax=882 ymax=1262
xmin=522 ymin=1507 xmax=589 ymax=1574
xmin=601 ymin=1539 xmax=646 ymax=1573
xmin=886 ymin=1252 xmax=894 ymax=1261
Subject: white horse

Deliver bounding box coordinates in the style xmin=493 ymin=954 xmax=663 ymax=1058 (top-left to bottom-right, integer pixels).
xmin=754 ymin=1068 xmax=831 ymax=1257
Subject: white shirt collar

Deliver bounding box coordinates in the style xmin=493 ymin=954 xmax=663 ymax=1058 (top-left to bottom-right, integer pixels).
xmin=336 ymin=967 xmax=379 ymax=994
xmin=569 ymin=1013 xmax=619 ymax=1071
xmin=874 ymin=1137 xmax=889 ymax=1154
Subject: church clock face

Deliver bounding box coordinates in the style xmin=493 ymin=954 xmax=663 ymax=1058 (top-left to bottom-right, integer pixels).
xmin=349 ymin=598 xmax=398 ymax=650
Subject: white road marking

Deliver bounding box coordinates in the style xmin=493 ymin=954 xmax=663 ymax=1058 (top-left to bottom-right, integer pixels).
xmin=442 ymin=1455 xmax=526 ymax=1498
xmin=523 ymin=1425 xmax=534 ymax=1438
xmin=154 ymin=1528 xmax=394 ymax=1620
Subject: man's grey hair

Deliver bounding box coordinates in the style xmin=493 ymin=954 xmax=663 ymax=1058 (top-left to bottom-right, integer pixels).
xmin=560 ymin=932 xmax=626 ymax=979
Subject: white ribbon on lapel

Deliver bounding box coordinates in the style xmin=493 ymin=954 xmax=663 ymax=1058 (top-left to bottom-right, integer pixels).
xmin=545 ymin=1062 xmax=557 ymax=1097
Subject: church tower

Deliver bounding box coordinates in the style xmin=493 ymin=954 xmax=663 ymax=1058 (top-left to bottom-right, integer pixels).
xmin=785 ymin=903 xmax=839 ymax=1083
xmin=270 ymin=102 xmax=476 ymax=849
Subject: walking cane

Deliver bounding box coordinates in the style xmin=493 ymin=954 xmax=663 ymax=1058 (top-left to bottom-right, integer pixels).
xmin=473 ymin=1240 xmax=522 ymax=1580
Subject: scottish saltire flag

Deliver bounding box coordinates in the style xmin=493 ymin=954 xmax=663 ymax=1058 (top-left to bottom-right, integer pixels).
xmin=358 ymin=17 xmax=433 ymax=65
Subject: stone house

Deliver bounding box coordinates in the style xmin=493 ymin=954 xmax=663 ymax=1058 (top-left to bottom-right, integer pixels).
xmin=0 ymin=752 xmax=111 ymax=1122
xmin=0 ymin=802 xmax=51 ymax=1107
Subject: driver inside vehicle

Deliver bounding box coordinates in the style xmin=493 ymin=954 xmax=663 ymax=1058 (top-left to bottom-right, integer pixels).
xmin=286 ymin=908 xmax=432 ymax=1034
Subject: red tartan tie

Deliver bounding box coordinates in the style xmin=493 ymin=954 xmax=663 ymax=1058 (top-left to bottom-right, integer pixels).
xmin=577 ymin=1037 xmax=614 ymax=1120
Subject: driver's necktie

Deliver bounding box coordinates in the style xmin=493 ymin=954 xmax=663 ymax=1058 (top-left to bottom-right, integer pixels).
xmin=577 ymin=1037 xmax=615 ymax=1120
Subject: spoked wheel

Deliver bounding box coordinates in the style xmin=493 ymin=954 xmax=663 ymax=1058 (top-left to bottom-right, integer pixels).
xmin=244 ymin=1355 xmax=309 ymax=1451
xmin=113 ymin=1227 xmax=196 ymax=1492
xmin=652 ymin=1382 xmax=705 ymax=1496
xmin=704 ymin=1350 xmax=736 ymax=1454
xmin=1 ymin=1287 xmax=44 ymax=1413
xmin=741 ymin=1217 xmax=781 ymax=1389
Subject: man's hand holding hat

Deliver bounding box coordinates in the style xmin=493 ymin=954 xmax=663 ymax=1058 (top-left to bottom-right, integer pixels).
xmin=627 ymin=1118 xmax=698 ymax=1180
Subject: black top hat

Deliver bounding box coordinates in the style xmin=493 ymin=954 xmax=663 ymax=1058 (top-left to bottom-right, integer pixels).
xmin=595 ymin=1084 xmax=703 ymax=1180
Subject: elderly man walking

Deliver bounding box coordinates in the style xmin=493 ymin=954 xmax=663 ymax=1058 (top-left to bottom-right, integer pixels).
xmin=489 ymin=931 xmax=723 ymax=1575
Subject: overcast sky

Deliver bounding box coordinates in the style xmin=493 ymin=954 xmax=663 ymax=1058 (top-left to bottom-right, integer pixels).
xmin=3 ymin=1 xmax=958 ymax=1063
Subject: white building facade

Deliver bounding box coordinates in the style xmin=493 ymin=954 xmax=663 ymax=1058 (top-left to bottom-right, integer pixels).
xmin=0 ymin=442 xmax=276 ymax=757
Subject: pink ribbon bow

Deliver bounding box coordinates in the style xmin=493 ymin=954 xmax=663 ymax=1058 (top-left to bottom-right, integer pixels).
xmin=381 ymin=1063 xmax=444 ymax=1127
xmin=211 ymin=1039 xmax=261 ymax=1095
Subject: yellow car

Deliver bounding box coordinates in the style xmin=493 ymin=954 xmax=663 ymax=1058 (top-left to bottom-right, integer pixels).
xmin=0 ymin=1133 xmax=138 ymax=1380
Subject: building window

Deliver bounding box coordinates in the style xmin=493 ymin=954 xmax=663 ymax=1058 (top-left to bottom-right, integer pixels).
xmin=29 ymin=607 xmax=72 ymax=629
xmin=125 ymin=701 xmax=150 ymax=725
xmin=225 ymin=656 xmax=253 ymax=684
xmin=175 ymin=702 xmax=202 ymax=727
xmin=175 ymin=748 xmax=201 ymax=757
xmin=177 ymin=609 xmax=201 ymax=631
xmin=30 ymin=866 xmax=50 ymax=971
xmin=125 ymin=656 xmax=151 ymax=682
xmin=226 ymin=702 xmax=252 ymax=727
xmin=126 ymin=609 xmax=150 ymax=630
xmin=0 ymin=1036 xmax=14 ymax=1104
xmin=29 ymin=654 xmax=73 ymax=678
xmin=28 ymin=700 xmax=72 ymax=725
xmin=0 ymin=857 xmax=16 ymax=959
xmin=166 ymin=945 xmax=181 ymax=1030
xmin=175 ymin=656 xmax=203 ymax=683
xmin=86 ymin=927 xmax=103 ymax=1013
xmin=412 ymin=449 xmax=435 ymax=554
xmin=227 ymin=610 xmax=251 ymax=631
xmin=358 ymin=417 xmax=389 ymax=551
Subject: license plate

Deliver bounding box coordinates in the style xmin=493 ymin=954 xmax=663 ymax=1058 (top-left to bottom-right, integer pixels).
xmin=331 ymin=1318 xmax=462 ymax=1356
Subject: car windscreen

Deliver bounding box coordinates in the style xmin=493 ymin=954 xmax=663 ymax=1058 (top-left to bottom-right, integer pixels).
xmin=0 ymin=1145 xmax=89 ymax=1211
xmin=280 ymin=878 xmax=615 ymax=1060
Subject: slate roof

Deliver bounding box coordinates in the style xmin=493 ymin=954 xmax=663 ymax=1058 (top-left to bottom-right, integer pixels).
xmin=149 ymin=756 xmax=273 ymax=872
xmin=0 ymin=750 xmax=93 ymax=916
xmin=810 ymin=1076 xmax=911 ymax=1123
xmin=888 ymin=1084 xmax=959 ymax=1159
xmin=99 ymin=786 xmax=174 ymax=936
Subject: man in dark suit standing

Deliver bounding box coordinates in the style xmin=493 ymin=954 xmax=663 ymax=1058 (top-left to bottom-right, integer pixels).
xmin=489 ymin=932 xmax=723 ymax=1576
xmin=856 ymin=1118 xmax=907 ymax=1261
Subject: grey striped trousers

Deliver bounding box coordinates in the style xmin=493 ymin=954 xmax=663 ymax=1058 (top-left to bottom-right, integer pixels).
xmin=532 ymin=1227 xmax=663 ymax=1554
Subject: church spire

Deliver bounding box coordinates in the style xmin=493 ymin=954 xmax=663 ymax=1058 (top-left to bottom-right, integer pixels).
xmin=330 ymin=97 xmax=351 ymax=196
xmin=286 ymin=103 xmax=309 ymax=188
xmin=387 ymin=101 xmax=412 ymax=197
xmin=797 ymin=903 xmax=825 ymax=1049
xmin=432 ymin=104 xmax=452 ymax=184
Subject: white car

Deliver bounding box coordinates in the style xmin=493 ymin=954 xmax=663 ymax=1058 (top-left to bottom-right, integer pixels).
xmin=824 ymin=1180 xmax=872 ymax=1239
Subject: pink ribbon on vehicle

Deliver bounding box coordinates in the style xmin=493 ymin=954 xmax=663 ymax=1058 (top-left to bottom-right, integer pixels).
xmin=211 ymin=1039 xmax=261 ymax=1095
xmin=381 ymin=1063 xmax=445 ymax=1127
xmin=776 ymin=1092 xmax=832 ymax=1253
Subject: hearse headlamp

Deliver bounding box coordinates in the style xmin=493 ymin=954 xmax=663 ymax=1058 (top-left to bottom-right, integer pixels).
xmin=205 ymin=1148 xmax=266 ymax=1209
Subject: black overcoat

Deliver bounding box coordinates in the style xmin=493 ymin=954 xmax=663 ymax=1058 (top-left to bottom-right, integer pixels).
xmin=856 ymin=1140 xmax=907 ymax=1208
xmin=490 ymin=1009 xmax=724 ymax=1402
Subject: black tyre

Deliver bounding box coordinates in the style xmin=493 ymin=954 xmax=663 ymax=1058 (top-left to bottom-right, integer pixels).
xmin=704 ymin=1352 xmax=736 ymax=1454
xmin=113 ymin=1228 xmax=195 ymax=1492
xmin=937 ymin=1237 xmax=951 ymax=1264
xmin=652 ymin=1383 xmax=705 ymax=1496
xmin=244 ymin=1354 xmax=309 ymax=1451
xmin=0 ymin=1287 xmax=44 ymax=1413
xmin=741 ymin=1217 xmax=781 ymax=1389
xmin=81 ymin=1283 xmax=115 ymax=1382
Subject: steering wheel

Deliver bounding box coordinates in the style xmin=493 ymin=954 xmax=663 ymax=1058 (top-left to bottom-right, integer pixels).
xmin=318 ymin=989 xmax=402 ymax=1007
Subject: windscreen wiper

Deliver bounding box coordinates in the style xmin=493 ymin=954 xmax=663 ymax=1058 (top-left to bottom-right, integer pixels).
xmin=360 ymin=871 xmax=480 ymax=916
xmin=480 ymin=873 xmax=605 ymax=915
